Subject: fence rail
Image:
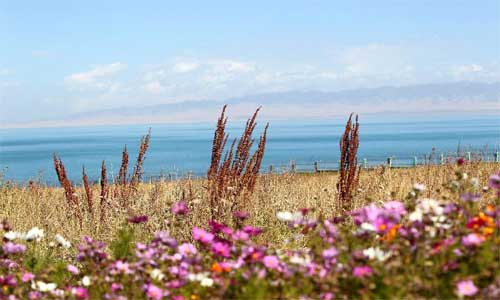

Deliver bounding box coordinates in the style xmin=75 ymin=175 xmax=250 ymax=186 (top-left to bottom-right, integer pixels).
xmin=143 ymin=151 xmax=500 ymax=182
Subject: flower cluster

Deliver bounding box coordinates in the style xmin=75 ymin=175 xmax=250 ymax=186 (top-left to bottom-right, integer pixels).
xmin=0 ymin=173 xmax=499 ymax=299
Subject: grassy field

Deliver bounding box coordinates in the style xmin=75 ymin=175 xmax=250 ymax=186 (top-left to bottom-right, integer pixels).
xmin=0 ymin=160 xmax=499 ymax=299
xmin=1 ymin=162 xmax=497 ymax=247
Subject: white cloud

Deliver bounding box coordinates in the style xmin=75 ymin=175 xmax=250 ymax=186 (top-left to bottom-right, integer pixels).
xmin=172 ymin=61 xmax=199 ymax=73
xmin=64 ymin=63 xmax=126 ymax=88
xmin=142 ymin=81 xmax=167 ymax=94
xmin=451 ymin=64 xmax=484 ymax=76
xmin=0 ymin=68 xmax=9 ymax=76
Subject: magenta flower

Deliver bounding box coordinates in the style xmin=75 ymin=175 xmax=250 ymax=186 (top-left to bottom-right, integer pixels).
xmin=263 ymin=255 xmax=280 ymax=270
xmin=233 ymin=211 xmax=249 ymax=220
xmin=70 ymin=287 xmax=89 ymax=299
xmin=171 ymin=201 xmax=188 ymax=215
xmin=456 ymin=280 xmax=478 ymax=297
xmin=461 ymin=233 xmax=485 ymax=247
xmin=128 ymin=215 xmax=149 ymax=224
xmin=192 ymin=227 xmax=214 ymax=244
xmin=353 ymin=266 xmax=373 ymax=278
xmin=146 ymin=284 xmax=164 ymax=300
xmin=211 ymin=242 xmax=231 ymax=257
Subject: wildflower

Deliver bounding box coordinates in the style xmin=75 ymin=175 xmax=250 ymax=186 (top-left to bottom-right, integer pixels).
xmin=178 ymin=243 xmax=197 ymax=256
xmin=352 ymin=266 xmax=373 ymax=278
xmin=363 ymin=247 xmax=391 ymax=262
xmin=128 ymin=215 xmax=148 ymax=224
xmin=22 ymin=273 xmax=35 ymax=283
xmin=2 ymin=242 xmax=26 ymax=254
xmin=460 ymin=193 xmax=481 ymax=202
xmin=263 ymin=255 xmax=280 ymax=270
xmin=457 ymin=157 xmax=466 ymax=166
xmin=200 ymin=277 xmax=214 ymax=287
xmin=322 ymin=247 xmax=339 ymax=260
xmin=211 ymin=242 xmax=230 ymax=257
xmin=171 ymin=201 xmax=189 ymax=215
xmin=67 ymin=264 xmax=80 ymax=275
xmin=150 ymin=269 xmax=165 ymax=281
xmin=55 ymin=234 xmax=71 ymax=248
xmin=233 ymin=211 xmax=249 ymax=220
xmin=456 ymin=280 xmax=478 ymax=297
xmin=32 ymin=281 xmax=57 ymax=292
xmin=146 ymin=284 xmax=164 ymax=300
xmin=114 ymin=260 xmax=132 ymax=274
xmin=489 ymin=173 xmax=500 ymax=190
xmin=81 ymin=276 xmax=91 ymax=287
xmin=192 ymin=227 xmax=214 ymax=244
xmin=461 ymin=233 xmax=485 ymax=247
xmin=70 ymin=287 xmax=89 ymax=299
xmin=276 ymin=211 xmax=302 ymax=222
xmin=3 ymin=231 xmax=22 ymax=241
xmin=24 ymin=227 xmax=44 ymax=242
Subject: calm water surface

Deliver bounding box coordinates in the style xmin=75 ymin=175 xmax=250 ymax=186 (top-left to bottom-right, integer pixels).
xmin=0 ymin=117 xmax=499 ymax=184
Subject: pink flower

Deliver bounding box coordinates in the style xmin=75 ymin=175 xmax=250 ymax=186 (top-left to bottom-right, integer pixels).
xmin=322 ymin=247 xmax=338 ymax=260
xmin=177 ymin=243 xmax=197 ymax=256
xmin=2 ymin=242 xmax=26 ymax=254
xmin=192 ymin=227 xmax=214 ymax=244
xmin=353 ymin=266 xmax=373 ymax=278
xmin=114 ymin=260 xmax=132 ymax=273
xmin=70 ymin=287 xmax=89 ymax=299
xmin=461 ymin=233 xmax=485 ymax=247
xmin=67 ymin=264 xmax=80 ymax=275
xmin=128 ymin=215 xmax=148 ymax=224
xmin=263 ymin=255 xmax=280 ymax=270
xmin=22 ymin=272 xmax=35 ymax=282
xmin=456 ymin=280 xmax=478 ymax=297
xmin=211 ymin=242 xmax=231 ymax=257
xmin=171 ymin=201 xmax=188 ymax=215
xmin=146 ymin=284 xmax=164 ymax=300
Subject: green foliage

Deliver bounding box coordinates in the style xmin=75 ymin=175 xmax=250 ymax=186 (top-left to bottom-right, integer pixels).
xmin=110 ymin=223 xmax=136 ymax=260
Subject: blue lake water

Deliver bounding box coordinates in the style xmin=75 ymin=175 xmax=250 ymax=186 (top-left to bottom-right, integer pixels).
xmin=0 ymin=116 xmax=499 ymax=184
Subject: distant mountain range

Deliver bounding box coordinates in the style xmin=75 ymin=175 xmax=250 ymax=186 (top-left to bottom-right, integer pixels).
xmin=4 ymin=81 xmax=499 ymax=128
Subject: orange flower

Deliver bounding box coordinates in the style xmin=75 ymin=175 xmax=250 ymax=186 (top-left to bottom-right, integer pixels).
xmin=381 ymin=224 xmax=400 ymax=242
xmin=211 ymin=263 xmax=223 ymax=273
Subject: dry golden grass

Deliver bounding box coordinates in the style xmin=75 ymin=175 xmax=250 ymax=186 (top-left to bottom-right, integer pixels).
xmin=0 ymin=162 xmax=497 ymax=249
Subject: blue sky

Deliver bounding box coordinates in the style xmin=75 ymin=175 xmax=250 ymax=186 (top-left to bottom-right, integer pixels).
xmin=0 ymin=0 xmax=499 ymax=124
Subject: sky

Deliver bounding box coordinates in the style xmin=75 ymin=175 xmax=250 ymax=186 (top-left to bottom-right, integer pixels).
xmin=0 ymin=0 xmax=499 ymax=125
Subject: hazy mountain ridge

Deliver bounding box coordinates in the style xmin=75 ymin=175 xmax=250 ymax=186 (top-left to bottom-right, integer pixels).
xmin=3 ymin=81 xmax=499 ymax=128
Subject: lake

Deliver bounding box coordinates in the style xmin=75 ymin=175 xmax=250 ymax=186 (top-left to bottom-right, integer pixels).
xmin=0 ymin=116 xmax=499 ymax=184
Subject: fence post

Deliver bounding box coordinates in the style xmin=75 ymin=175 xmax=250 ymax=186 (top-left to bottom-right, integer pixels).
xmin=290 ymin=161 xmax=296 ymax=173
xmin=269 ymin=165 xmax=274 ymax=173
xmin=494 ymin=152 xmax=499 ymax=163
xmin=439 ymin=153 xmax=445 ymax=165
xmin=466 ymin=151 xmax=471 ymax=161
xmin=363 ymin=158 xmax=368 ymax=169
xmin=387 ymin=157 xmax=392 ymax=168
xmin=314 ymin=161 xmax=319 ymax=172
xmin=412 ymin=156 xmax=418 ymax=167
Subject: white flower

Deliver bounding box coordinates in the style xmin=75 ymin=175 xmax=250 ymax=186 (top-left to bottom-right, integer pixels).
xmin=188 ymin=273 xmax=208 ymax=282
xmin=462 ymin=173 xmax=468 ymax=180
xmin=418 ymin=198 xmax=444 ymax=215
xmin=4 ymin=231 xmax=22 ymax=240
xmin=24 ymin=227 xmax=44 ymax=242
xmin=276 ymin=211 xmax=301 ymax=222
xmin=409 ymin=209 xmax=423 ymax=222
xmin=32 ymin=281 xmax=57 ymax=292
xmin=360 ymin=222 xmax=376 ymax=232
xmin=363 ymin=247 xmax=392 ymax=262
xmin=412 ymin=183 xmax=426 ymax=192
xmin=81 ymin=276 xmax=91 ymax=286
xmin=200 ymin=277 xmax=214 ymax=287
xmin=289 ymin=254 xmax=312 ymax=266
xmin=54 ymin=234 xmax=71 ymax=249
xmin=150 ymin=269 xmax=165 ymax=281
